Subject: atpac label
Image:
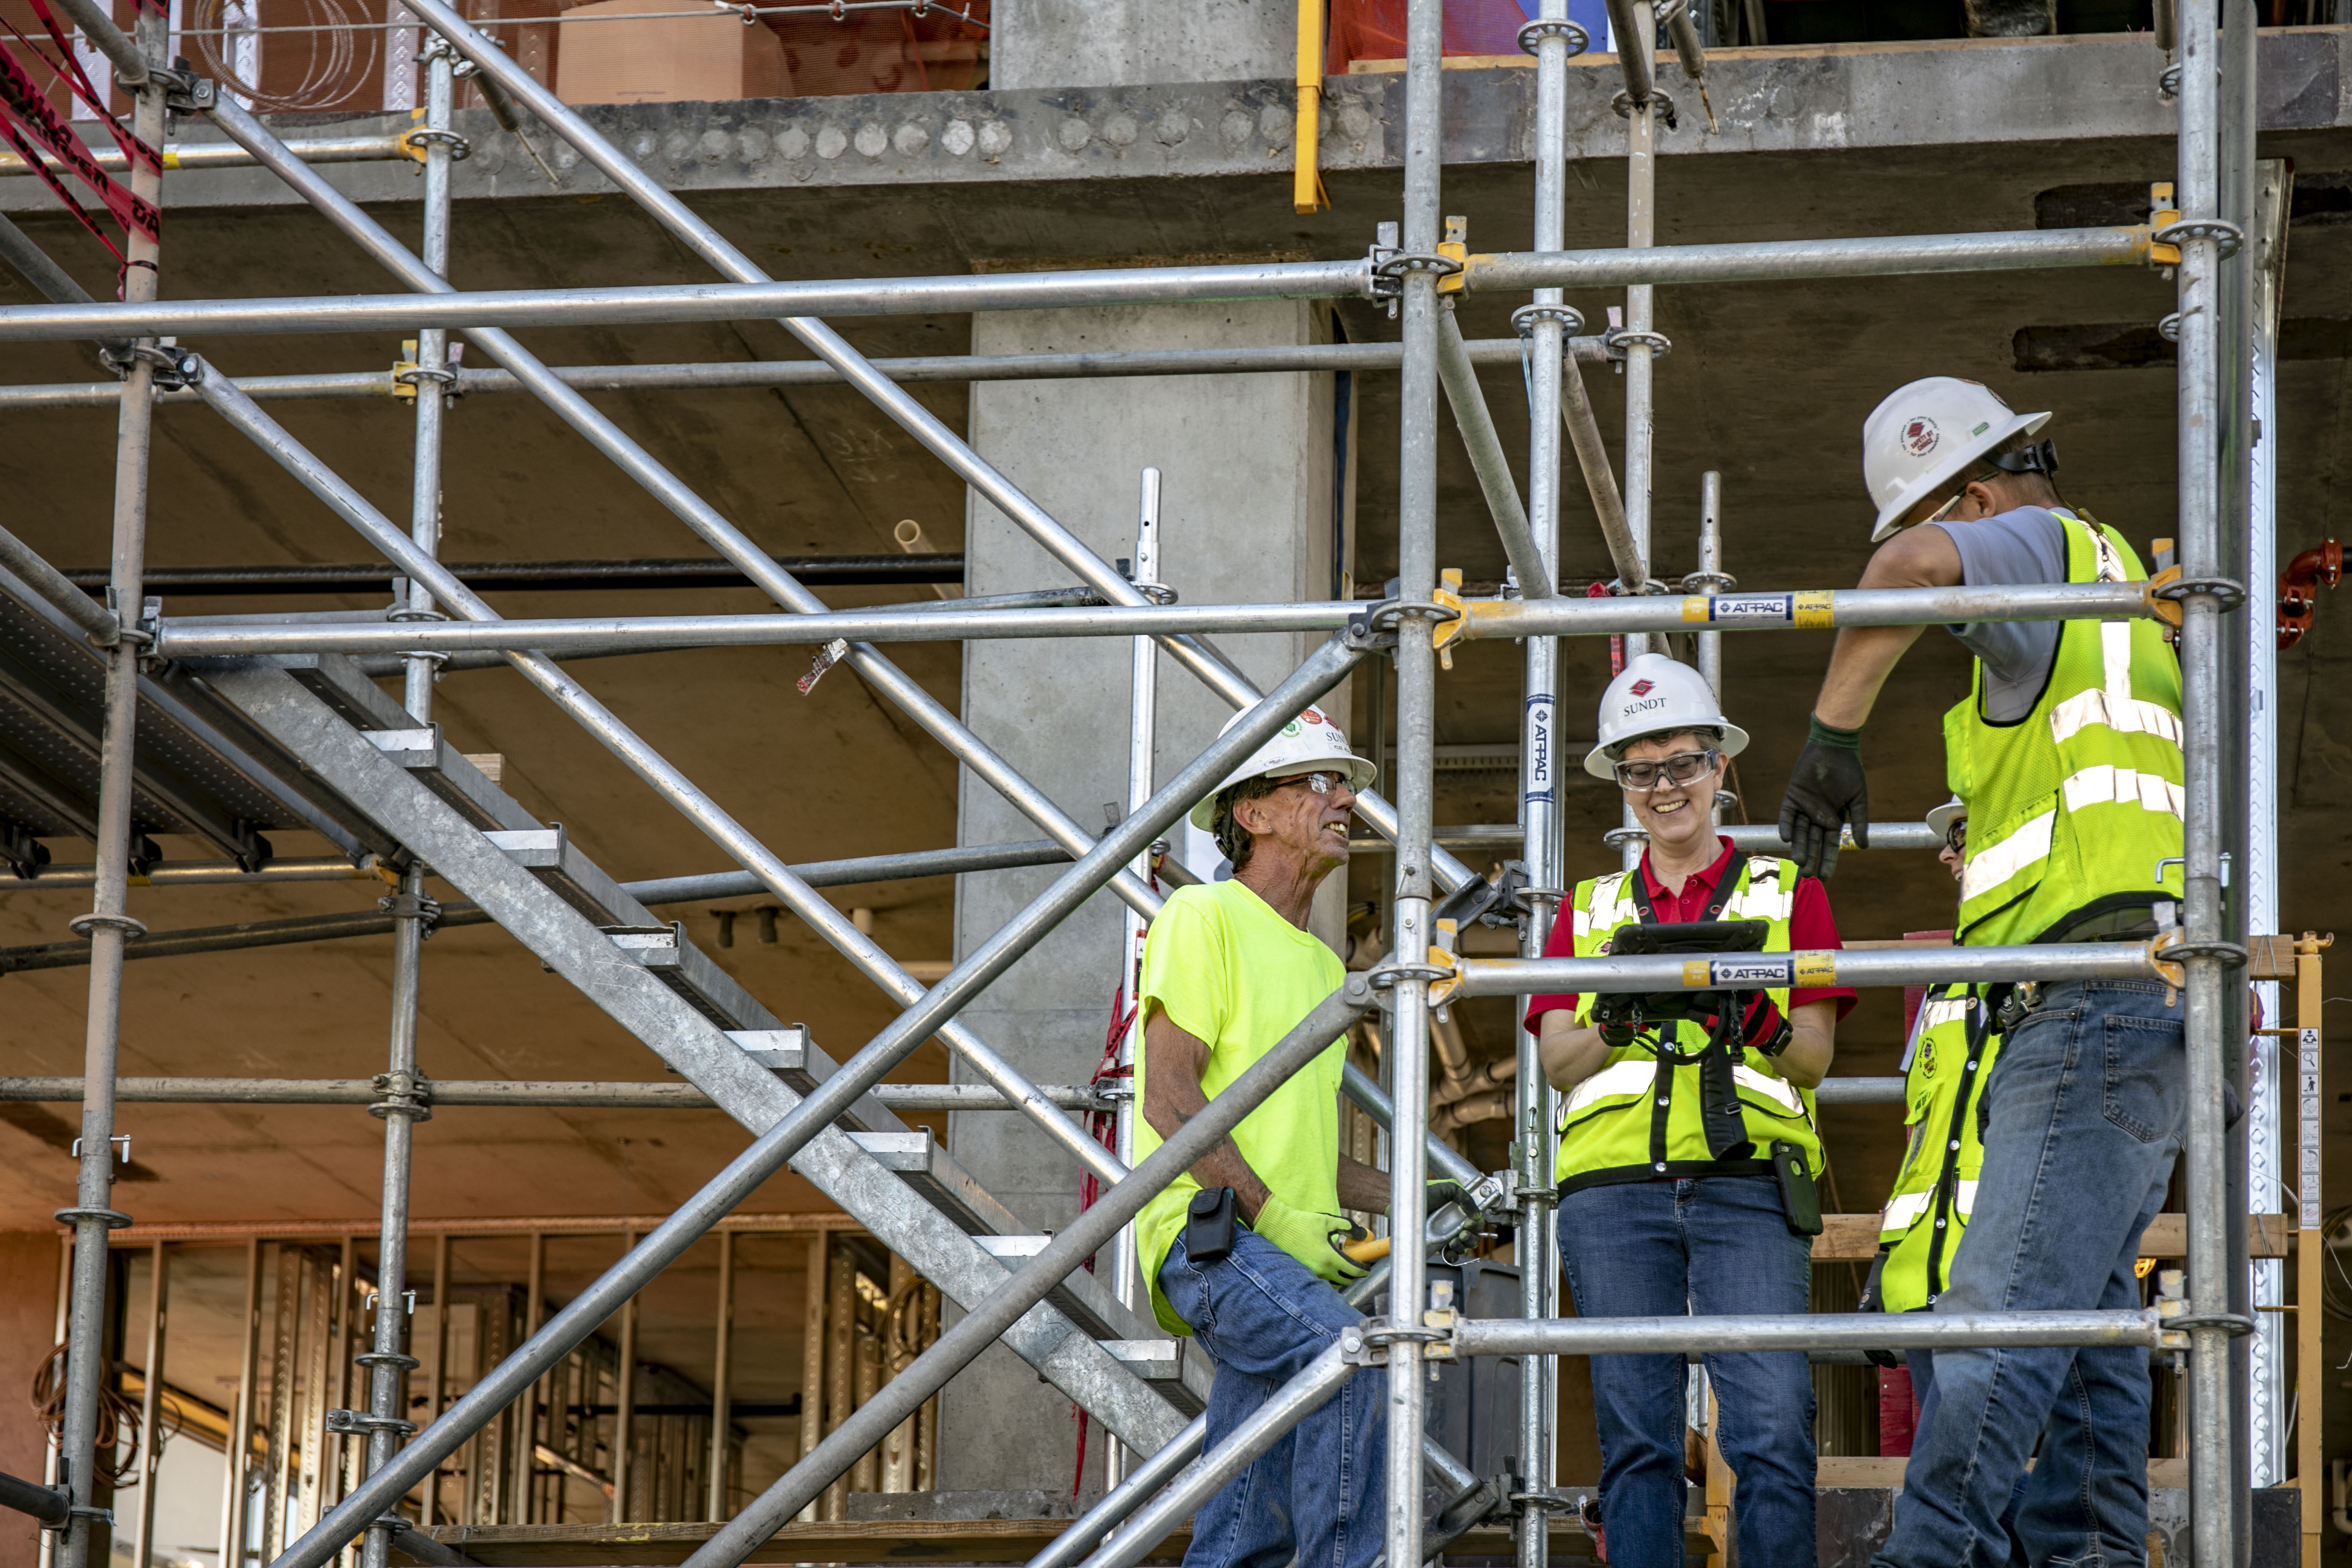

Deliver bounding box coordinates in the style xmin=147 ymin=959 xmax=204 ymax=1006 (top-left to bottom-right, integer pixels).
xmin=1674 ymin=954 xmax=1836 ymax=988
xmin=1523 ymin=693 xmax=1555 ymax=803
xmin=1681 ymin=591 xmax=1835 ymax=630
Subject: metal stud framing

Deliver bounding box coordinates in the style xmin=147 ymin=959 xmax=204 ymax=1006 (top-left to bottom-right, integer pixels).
xmin=4 ymin=0 xmax=2258 ymax=1564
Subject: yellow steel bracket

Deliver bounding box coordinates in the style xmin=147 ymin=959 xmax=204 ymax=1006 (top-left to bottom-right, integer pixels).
xmin=1437 ymin=216 xmax=1469 ymax=295
xmin=2145 ymin=564 xmax=2185 ymax=627
xmin=2148 ymin=927 xmax=2186 ymax=1004
xmin=398 ymin=108 xmax=432 ymax=168
xmin=1425 ymin=945 xmax=1463 ymax=1010
xmin=2147 ymin=181 xmax=2183 ymax=266
xmin=1293 ymin=0 xmax=1329 ymax=214
xmin=1431 ymin=567 xmax=1469 ymax=669
xmin=391 ymin=337 xmax=423 ymax=401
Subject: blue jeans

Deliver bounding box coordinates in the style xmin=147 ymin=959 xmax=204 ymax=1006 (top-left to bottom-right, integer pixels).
xmin=1909 ymin=1347 xmax=2094 ymax=1568
xmin=1876 ymin=979 xmax=2184 ymax=1568
xmin=1558 ymin=1176 xmax=1817 ymax=1568
xmin=1160 ymin=1229 xmax=1386 ymax=1568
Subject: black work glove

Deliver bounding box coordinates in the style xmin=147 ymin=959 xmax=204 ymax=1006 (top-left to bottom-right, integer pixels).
xmin=1778 ymin=715 xmax=1869 ymax=881
xmin=1708 ymin=993 xmax=1792 ymax=1056
xmin=1426 ymin=1179 xmax=1476 ymax=1217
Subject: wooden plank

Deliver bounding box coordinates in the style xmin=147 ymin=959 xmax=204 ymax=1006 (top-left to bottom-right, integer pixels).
xmin=1811 ymin=1212 xmax=2290 ymax=1262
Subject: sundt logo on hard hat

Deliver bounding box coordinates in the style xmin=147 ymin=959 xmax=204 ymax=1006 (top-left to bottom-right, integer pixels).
xmin=1628 ymin=679 xmax=1654 ymax=696
xmin=1901 ymin=417 xmax=1939 ymax=457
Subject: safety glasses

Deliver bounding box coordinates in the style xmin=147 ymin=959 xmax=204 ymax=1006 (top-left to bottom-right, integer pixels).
xmin=1273 ymin=770 xmax=1344 ymax=796
xmin=1612 ymin=750 xmax=1720 ymax=791
xmin=1945 ymin=820 xmax=1967 ymax=854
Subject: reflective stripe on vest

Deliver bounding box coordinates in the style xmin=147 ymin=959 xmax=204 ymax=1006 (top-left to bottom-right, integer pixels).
xmin=1875 ymin=982 xmax=1999 ymax=1313
xmin=1555 ymin=852 xmax=1825 ymax=1189
xmin=1946 ymin=511 xmax=2185 ymax=945
xmin=1882 ymin=1190 xmax=1932 ymax=1232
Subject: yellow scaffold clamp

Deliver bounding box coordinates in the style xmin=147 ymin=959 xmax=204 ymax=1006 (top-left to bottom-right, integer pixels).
xmin=2146 ymin=182 xmax=2183 ymax=266
xmin=1437 ymin=216 xmax=1469 ymax=296
xmin=1431 ymin=568 xmax=1470 ymax=669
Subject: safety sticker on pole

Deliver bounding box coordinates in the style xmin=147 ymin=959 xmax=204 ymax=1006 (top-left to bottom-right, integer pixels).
xmin=1680 ymin=591 xmax=1835 ymax=629
xmin=1523 ymin=693 xmax=1555 ymax=804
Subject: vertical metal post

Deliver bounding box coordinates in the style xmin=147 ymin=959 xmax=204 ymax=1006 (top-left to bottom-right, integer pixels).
xmin=1515 ymin=4 xmax=1573 ymax=1561
xmin=355 ymin=43 xmax=452 ymax=1559
xmin=1107 ymin=466 xmax=1161 ymax=1494
xmin=1620 ymin=1 xmax=1658 ymax=636
xmin=797 ymin=1233 xmax=825 ymax=1525
xmin=54 ymin=13 xmax=167 ymax=1564
xmin=2173 ymin=0 xmax=2240 ymax=1557
xmin=514 ymin=1233 xmax=545 ymax=1524
xmin=707 ymin=1232 xmax=734 ymax=1521
xmin=403 ymin=35 xmax=456 ymax=724
xmin=222 ymin=1239 xmax=262 ymax=1568
xmin=424 ymin=1236 xmax=450 ymax=1528
xmin=611 ymin=1231 xmax=638 ymax=1523
xmin=1695 ymin=474 xmax=1726 ymax=832
xmin=131 ymin=1241 xmax=168 ymax=1568
xmin=1386 ymin=5 xmax=1444 ymax=1568
xmin=2296 ymin=940 xmax=2324 ymax=1567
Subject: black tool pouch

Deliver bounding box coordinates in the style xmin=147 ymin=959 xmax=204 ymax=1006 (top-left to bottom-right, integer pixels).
xmin=1184 ymin=1186 xmax=1237 ymax=1262
xmin=1769 ymin=1141 xmax=1823 ymax=1237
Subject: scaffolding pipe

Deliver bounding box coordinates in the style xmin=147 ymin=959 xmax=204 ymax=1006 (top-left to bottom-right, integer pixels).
xmin=684 ymin=980 xmax=1376 ymax=1560
xmin=42 ymin=0 xmax=147 ymax=82
xmin=1457 ymin=943 xmax=2159 ymax=996
xmin=1599 ymin=0 xmax=1653 ymax=102
xmin=196 ymin=99 xmax=1166 ymax=925
xmin=0 ymin=1077 xmax=1111 ymax=1111
xmin=1558 ymin=335 xmax=1640 ymax=587
xmin=1694 ymin=472 xmax=1725 ymax=701
xmin=364 ymin=0 xmax=1477 ymax=902
xmin=0 ymin=133 xmax=408 ymax=177
xmin=0 ymin=523 xmax=121 ymax=644
xmin=2 ymin=855 xmax=378 ymax=889
xmin=0 ymin=227 xmax=2159 ymax=344
xmin=0 ymin=841 xmax=1076 ymax=972
xmin=1455 ymin=581 xmax=2151 ymax=637
xmin=1081 ymin=1344 xmax=1356 ymax=1568
xmin=1518 ymin=8 xmax=1574 ymax=1558
xmin=1385 ymin=9 xmax=1445 ymax=1568
xmin=2173 ymin=0 xmax=2240 ymax=1557
xmin=1449 ymin=1308 xmax=2167 ymax=1358
xmin=1435 ymin=306 xmax=1551 ymax=598
xmin=150 ymin=580 xmax=2150 ymax=661
xmin=0 ymin=337 xmax=1622 ymax=410
xmin=272 ymin=975 xmax=1370 ymax=1568
xmin=0 ymin=210 xmax=129 ymax=367
xmin=178 ymin=360 xmax=1133 ymax=1185
xmin=52 ymin=21 xmax=163 ymax=1567
xmin=1466 ymin=227 xmax=2156 ymax=291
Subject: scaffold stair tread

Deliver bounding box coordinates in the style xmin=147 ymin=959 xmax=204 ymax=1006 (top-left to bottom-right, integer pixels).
xmin=190 ymin=656 xmax=1193 ymax=1458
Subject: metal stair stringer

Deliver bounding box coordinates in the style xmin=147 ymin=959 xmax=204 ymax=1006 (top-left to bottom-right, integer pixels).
xmin=191 ymin=658 xmax=1193 ymax=1458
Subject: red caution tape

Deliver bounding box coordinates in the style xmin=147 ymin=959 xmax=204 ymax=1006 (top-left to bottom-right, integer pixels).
xmin=0 ymin=25 xmax=159 ymax=268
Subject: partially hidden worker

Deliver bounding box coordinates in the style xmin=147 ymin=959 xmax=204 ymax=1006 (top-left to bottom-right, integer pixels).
xmin=1528 ymin=653 xmax=1855 ymax=1568
xmin=1861 ymin=795 xmax=2132 ymax=1562
xmin=1778 ymin=378 xmax=2187 ymax=1568
xmin=1134 ymin=705 xmax=1391 ymax=1568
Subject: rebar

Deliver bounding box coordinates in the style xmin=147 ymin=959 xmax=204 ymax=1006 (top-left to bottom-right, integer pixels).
xmin=52 ymin=21 xmax=164 ymax=1567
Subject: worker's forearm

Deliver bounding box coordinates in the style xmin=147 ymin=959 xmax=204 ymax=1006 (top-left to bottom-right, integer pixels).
xmin=1538 ymin=1019 xmax=1611 ymax=1092
xmin=1774 ymin=1002 xmax=1837 ymax=1089
xmin=1811 ymin=623 xmax=1926 ymax=729
xmin=1188 ymin=1137 xmax=1271 ymax=1218
xmin=1336 ymin=1154 xmax=1390 ymax=1213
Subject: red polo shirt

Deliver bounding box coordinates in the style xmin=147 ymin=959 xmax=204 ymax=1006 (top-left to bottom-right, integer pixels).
xmin=1521 ymin=836 xmax=1859 ymax=1029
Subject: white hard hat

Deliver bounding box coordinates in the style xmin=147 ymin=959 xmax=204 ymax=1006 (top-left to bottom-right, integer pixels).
xmin=1186 ymin=703 xmax=1376 ymax=831
xmin=1583 ymin=653 xmax=1749 ymax=781
xmin=1862 ymin=377 xmax=2051 ymax=543
xmin=1925 ymin=795 xmax=1967 ymax=841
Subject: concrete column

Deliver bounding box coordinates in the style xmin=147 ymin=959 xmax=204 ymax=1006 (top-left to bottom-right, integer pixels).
xmin=990 ymin=0 xmax=1295 ymax=90
xmin=938 ymin=297 xmax=1353 ymax=1494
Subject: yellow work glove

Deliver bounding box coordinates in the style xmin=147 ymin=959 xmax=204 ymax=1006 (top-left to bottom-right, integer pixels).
xmin=1253 ymin=1193 xmax=1367 ymax=1284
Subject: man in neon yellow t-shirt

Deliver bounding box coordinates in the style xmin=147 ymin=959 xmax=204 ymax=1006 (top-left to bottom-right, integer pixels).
xmin=1137 ymin=705 xmax=1391 ymax=1568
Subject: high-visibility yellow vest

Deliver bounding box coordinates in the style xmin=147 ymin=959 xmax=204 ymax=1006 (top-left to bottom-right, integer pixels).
xmin=1943 ymin=511 xmax=2185 ymax=946
xmin=1554 ymin=854 xmax=1823 ymax=1192
xmin=1876 ymin=983 xmax=1999 ymax=1314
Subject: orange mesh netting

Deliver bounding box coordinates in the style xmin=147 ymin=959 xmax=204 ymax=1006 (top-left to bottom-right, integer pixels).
xmin=1326 ymin=0 xmax=1533 ymax=71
